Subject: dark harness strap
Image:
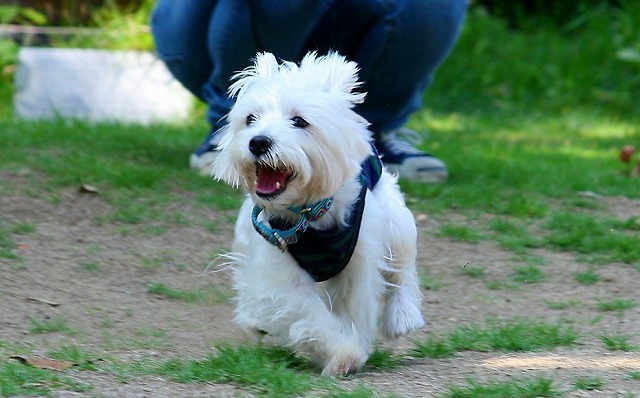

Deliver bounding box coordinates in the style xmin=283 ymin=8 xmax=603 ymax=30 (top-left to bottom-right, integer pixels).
xmin=269 ymin=151 xmax=383 ymax=282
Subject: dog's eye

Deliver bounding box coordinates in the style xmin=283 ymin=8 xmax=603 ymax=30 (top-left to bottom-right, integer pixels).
xmin=291 ymin=116 xmax=309 ymax=129
xmin=246 ymin=114 xmax=257 ymax=126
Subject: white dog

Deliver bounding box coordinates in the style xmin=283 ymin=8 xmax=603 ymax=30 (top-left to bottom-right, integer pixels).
xmin=212 ymin=52 xmax=424 ymax=375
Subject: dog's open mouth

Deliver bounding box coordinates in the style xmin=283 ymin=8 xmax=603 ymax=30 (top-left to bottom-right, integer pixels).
xmin=255 ymin=163 xmax=295 ymax=198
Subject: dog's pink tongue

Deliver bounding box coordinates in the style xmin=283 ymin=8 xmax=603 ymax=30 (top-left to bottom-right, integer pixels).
xmin=256 ymin=166 xmax=288 ymax=195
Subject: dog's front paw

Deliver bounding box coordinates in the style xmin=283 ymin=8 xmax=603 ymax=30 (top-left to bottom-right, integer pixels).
xmin=320 ymin=344 xmax=368 ymax=376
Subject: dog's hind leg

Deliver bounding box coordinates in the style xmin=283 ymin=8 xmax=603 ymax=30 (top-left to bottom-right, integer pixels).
xmin=378 ymin=194 xmax=425 ymax=338
xmin=381 ymin=261 xmax=425 ymax=338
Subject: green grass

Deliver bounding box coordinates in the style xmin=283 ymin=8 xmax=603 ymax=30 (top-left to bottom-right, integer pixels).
xmin=546 ymin=300 xmax=580 ymax=310
xmin=595 ymin=298 xmax=637 ymax=313
xmin=459 ymin=265 xmax=486 ymax=278
xmin=600 ymin=334 xmax=639 ymax=351
xmin=150 ymin=344 xmax=323 ymax=396
xmin=575 ymin=268 xmax=601 ymax=285
xmin=0 ymin=360 xmax=91 ymax=397
xmin=0 ymin=342 xmax=92 ymax=396
xmin=146 ymin=283 xmax=205 ymax=303
xmin=544 ymin=213 xmax=640 ymax=265
xmin=79 ymin=262 xmax=102 ymax=272
xmin=573 ymin=376 xmax=606 ymax=391
xmin=146 ymin=282 xmax=232 ymax=304
xmin=442 ymin=376 xmax=560 ymax=398
xmin=412 ymin=319 xmax=577 ymax=358
xmin=28 ymin=316 xmax=74 ymax=335
xmin=0 ymin=224 xmax=19 ymax=260
xmin=420 ymin=269 xmax=444 ymax=291
xmin=489 ymin=218 xmax=541 ymax=254
xmin=438 ymin=224 xmax=482 ymax=243
xmin=129 ymin=344 xmax=403 ymax=397
xmin=48 ymin=345 xmax=100 ymax=371
xmin=364 ymin=347 xmax=403 ymax=370
xmin=0 ymin=222 xmax=35 ymax=260
xmin=512 ymin=265 xmax=545 ymax=284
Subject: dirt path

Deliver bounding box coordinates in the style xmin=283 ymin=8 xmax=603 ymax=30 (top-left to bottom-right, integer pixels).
xmin=1 ymin=184 xmax=639 ymax=397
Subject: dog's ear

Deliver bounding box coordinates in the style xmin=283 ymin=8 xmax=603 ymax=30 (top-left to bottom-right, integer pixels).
xmin=253 ymin=52 xmax=281 ymax=78
xmin=229 ymin=52 xmax=280 ymax=99
xmin=301 ymin=52 xmax=366 ymax=105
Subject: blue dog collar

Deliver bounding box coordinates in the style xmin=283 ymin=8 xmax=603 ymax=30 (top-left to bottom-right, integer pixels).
xmin=251 ymin=197 xmax=334 ymax=252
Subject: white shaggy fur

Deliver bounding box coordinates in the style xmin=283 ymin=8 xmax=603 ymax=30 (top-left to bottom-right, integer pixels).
xmin=212 ymin=52 xmax=424 ymax=375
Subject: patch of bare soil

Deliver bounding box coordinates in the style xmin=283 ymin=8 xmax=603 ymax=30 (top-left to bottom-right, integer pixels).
xmin=1 ymin=182 xmax=639 ymax=397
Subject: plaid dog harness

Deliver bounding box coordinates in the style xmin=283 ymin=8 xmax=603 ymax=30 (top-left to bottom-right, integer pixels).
xmin=252 ymin=151 xmax=383 ymax=282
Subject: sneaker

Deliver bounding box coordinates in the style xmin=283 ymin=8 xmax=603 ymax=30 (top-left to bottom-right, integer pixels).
xmin=376 ymin=127 xmax=448 ymax=183
xmin=189 ymin=127 xmax=223 ymax=176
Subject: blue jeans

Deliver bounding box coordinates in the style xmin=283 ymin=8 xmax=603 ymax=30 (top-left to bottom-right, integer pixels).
xmin=151 ymin=0 xmax=467 ymax=133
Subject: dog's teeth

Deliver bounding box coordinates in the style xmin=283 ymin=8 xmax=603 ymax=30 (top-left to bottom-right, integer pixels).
xmin=275 ymin=182 xmax=281 ymax=189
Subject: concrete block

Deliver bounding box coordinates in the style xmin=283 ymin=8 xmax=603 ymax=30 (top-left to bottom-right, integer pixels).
xmin=13 ymin=47 xmax=194 ymax=124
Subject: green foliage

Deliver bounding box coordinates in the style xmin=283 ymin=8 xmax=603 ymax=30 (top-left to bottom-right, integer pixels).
xmin=0 ymin=360 xmax=91 ymax=396
xmin=546 ymin=300 xmax=580 ymax=310
xmin=0 ymin=224 xmax=19 ymax=260
xmin=460 ymin=265 xmax=486 ymax=278
xmin=512 ymin=265 xmax=545 ymax=284
xmin=48 ymin=345 xmax=100 ymax=371
xmin=438 ymin=224 xmax=481 ymax=243
xmin=442 ymin=376 xmax=560 ymax=398
xmin=0 ymin=5 xmax=47 ymax=25
xmin=411 ymin=336 xmax=457 ymax=359
xmin=573 ymin=376 xmax=606 ymax=391
xmin=474 ymin=0 xmax=623 ymax=29
xmin=146 ymin=283 xmax=204 ymax=303
xmin=575 ymin=268 xmax=601 ymax=285
xmin=595 ymin=298 xmax=637 ymax=313
xmin=28 ymin=316 xmax=74 ymax=335
xmin=489 ymin=218 xmax=541 ymax=254
xmin=600 ymin=334 xmax=638 ymax=351
xmin=544 ymin=213 xmax=640 ymax=265
xmin=413 ymin=320 xmax=577 ymax=358
xmin=153 ymin=344 xmax=322 ymax=397
xmin=364 ymin=347 xmax=403 ymax=370
xmin=447 ymin=320 xmax=577 ymax=352
xmin=79 ymin=262 xmax=102 ymax=272
xmin=0 ymin=39 xmax=19 ymax=69
xmin=427 ymin=3 xmax=640 ymax=116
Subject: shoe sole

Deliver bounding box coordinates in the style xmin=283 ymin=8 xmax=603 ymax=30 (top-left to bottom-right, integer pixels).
xmin=189 ymin=153 xmax=217 ymax=176
xmin=385 ymin=158 xmax=448 ymax=184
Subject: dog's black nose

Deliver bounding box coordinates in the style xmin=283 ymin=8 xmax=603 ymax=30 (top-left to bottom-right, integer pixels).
xmin=249 ymin=135 xmax=273 ymax=156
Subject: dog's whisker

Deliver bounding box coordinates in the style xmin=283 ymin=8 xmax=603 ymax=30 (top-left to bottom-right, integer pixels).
xmin=203 ymin=252 xmax=245 ymax=275
xmin=324 ymin=290 xmax=334 ymax=312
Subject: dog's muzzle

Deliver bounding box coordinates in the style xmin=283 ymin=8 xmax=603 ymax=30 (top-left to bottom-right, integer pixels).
xmin=249 ymin=135 xmax=273 ymax=157
xmin=248 ymin=135 xmax=296 ymax=198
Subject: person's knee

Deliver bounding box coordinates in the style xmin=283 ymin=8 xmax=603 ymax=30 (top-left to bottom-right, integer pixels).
xmin=151 ymin=0 xmax=211 ymax=57
xmin=151 ymin=1 xmax=184 ymax=56
xmin=398 ymin=0 xmax=467 ymax=35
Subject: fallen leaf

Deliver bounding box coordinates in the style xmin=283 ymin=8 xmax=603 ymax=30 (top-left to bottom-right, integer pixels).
xmin=10 ymin=355 xmax=74 ymax=370
xmin=25 ymin=297 xmax=60 ymax=307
